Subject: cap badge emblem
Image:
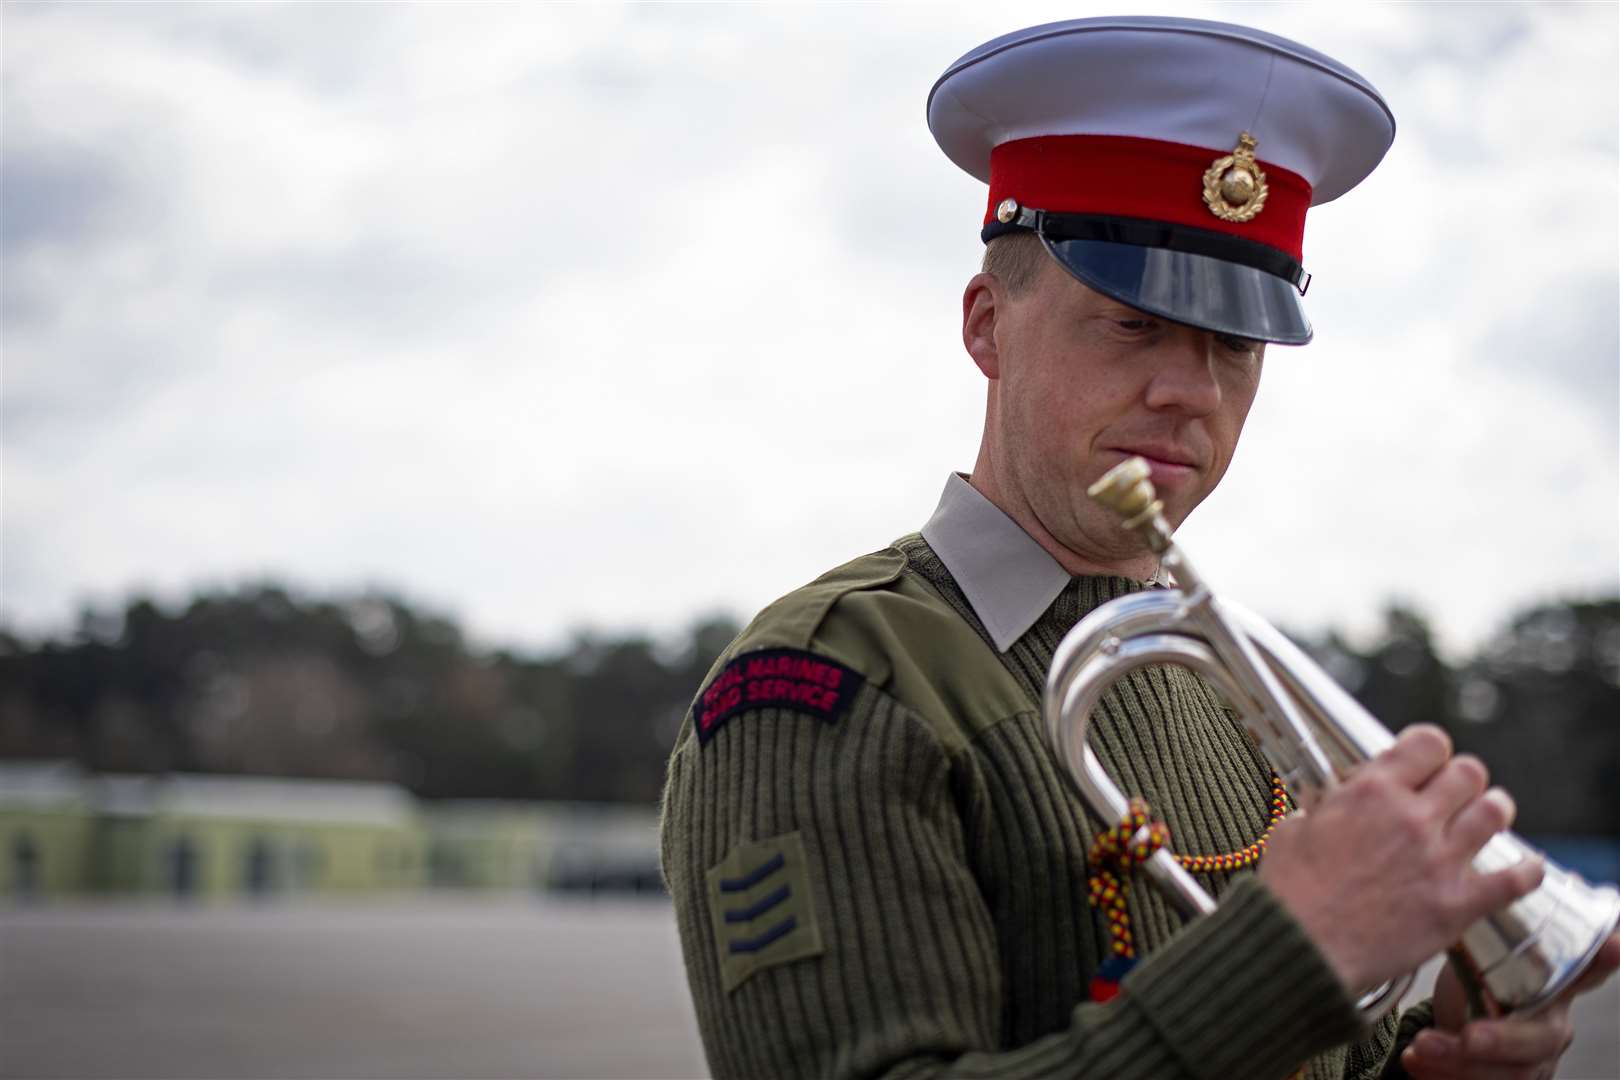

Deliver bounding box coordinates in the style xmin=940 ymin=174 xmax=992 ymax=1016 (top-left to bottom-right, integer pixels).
xmin=1202 ymin=132 xmax=1269 ymax=223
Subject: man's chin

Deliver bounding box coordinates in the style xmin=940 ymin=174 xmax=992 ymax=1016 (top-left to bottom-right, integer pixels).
xmin=1155 ymin=497 xmax=1201 ymax=534
xmin=1061 ymin=514 xmax=1164 ymax=575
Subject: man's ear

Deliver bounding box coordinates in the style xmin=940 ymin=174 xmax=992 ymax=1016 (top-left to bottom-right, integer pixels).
xmin=962 ymin=272 xmax=1002 ymax=380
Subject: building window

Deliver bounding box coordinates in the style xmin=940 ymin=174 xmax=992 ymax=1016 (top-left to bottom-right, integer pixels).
xmin=167 ymin=835 xmax=201 ymax=899
xmin=11 ymin=833 xmax=41 ymax=901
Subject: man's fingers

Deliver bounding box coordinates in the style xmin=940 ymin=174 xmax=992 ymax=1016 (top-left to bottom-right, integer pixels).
xmin=1444 ymin=787 xmax=1514 ymax=858
xmin=1409 ymin=934 xmax=1614 ymax=1078
xmin=1421 ymin=754 xmax=1490 ymax=820
xmin=1401 ymin=1030 xmax=1466 ymax=1078
xmin=1403 ymin=1009 xmax=1576 ymax=1079
xmin=1466 ymin=853 xmax=1545 ymax=921
xmin=1460 ymin=1011 xmax=1576 ymax=1066
xmin=1375 ymin=724 xmax=1452 ymax=788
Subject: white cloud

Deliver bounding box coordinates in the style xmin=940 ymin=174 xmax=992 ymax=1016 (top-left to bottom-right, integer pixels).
xmin=3 ymin=3 xmax=1615 ymax=659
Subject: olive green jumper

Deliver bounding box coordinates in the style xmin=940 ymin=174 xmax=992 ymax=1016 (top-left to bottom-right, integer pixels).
xmin=662 ymin=534 xmax=1429 ymax=1079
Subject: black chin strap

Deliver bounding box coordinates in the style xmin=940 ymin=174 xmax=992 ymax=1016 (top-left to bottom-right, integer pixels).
xmin=981 ymin=210 xmax=1310 ymax=294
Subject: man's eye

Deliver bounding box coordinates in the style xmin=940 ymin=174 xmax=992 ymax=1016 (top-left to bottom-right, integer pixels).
xmin=1216 ymin=333 xmax=1260 ymax=355
xmin=1115 ymin=319 xmax=1156 ymax=333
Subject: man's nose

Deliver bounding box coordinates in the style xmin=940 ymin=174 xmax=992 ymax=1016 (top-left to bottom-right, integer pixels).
xmin=1143 ymin=329 xmax=1223 ymax=416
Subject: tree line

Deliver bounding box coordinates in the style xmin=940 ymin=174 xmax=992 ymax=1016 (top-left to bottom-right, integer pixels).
xmin=0 ymin=585 xmax=1615 ymax=832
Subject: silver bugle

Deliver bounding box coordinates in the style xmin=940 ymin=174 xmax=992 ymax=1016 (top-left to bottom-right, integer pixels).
xmin=1043 ymin=456 xmax=1620 ymax=1018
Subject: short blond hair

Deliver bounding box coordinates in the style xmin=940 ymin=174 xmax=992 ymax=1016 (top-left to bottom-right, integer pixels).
xmin=980 ymin=232 xmax=1048 ymax=296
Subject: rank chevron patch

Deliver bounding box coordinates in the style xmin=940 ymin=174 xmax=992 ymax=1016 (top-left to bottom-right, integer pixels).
xmin=706 ymin=832 xmax=824 ymax=992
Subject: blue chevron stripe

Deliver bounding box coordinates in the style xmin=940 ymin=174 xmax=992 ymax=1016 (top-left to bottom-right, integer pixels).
xmin=723 ymin=884 xmax=790 ymax=923
xmin=718 ymin=852 xmax=784 ymax=892
xmin=727 ymin=916 xmax=797 ymax=954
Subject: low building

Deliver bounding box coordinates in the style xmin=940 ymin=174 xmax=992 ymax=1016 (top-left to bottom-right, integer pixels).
xmin=426 ymin=800 xmax=662 ymax=894
xmin=0 ymin=761 xmax=662 ymax=902
xmin=1 ymin=762 xmax=425 ymax=902
xmin=0 ymin=761 xmax=95 ymax=900
xmin=93 ymin=772 xmax=426 ymax=900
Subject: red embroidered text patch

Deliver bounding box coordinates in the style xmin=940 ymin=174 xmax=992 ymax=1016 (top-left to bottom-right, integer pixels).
xmin=695 ymin=648 xmax=864 ymax=745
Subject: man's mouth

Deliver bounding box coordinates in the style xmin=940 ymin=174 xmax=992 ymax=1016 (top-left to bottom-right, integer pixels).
xmin=1106 ymin=446 xmax=1201 ymax=486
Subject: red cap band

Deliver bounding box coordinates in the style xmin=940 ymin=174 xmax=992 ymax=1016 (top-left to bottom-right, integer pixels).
xmin=985 ymin=134 xmax=1311 ymax=262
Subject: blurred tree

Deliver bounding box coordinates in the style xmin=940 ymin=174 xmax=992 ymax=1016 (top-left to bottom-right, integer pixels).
xmin=1294 ymin=598 xmax=1620 ymax=836
xmin=1354 ymin=604 xmax=1450 ymax=735
xmin=1449 ymin=600 xmax=1620 ymax=835
xmin=3 ymin=582 xmax=1607 ymax=829
xmin=0 ymin=586 xmax=741 ymax=806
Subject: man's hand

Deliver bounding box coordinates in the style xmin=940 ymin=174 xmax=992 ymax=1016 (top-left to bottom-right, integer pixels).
xmin=1400 ymin=931 xmax=1620 ymax=1079
xmin=1259 ymin=724 xmax=1545 ymax=994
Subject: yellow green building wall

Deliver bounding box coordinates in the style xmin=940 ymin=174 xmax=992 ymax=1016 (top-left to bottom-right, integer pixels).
xmin=92 ymin=816 xmax=427 ymax=901
xmin=1 ymin=807 xmax=94 ymax=898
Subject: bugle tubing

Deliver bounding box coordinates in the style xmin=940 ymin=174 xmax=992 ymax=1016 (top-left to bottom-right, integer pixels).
xmin=1042 ymin=457 xmax=1620 ymax=1018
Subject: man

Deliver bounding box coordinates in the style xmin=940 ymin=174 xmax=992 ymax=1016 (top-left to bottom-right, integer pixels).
xmin=660 ymin=17 xmax=1619 ymax=1079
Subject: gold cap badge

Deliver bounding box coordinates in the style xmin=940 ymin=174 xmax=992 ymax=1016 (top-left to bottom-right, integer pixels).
xmin=1202 ymin=132 xmax=1269 ymax=223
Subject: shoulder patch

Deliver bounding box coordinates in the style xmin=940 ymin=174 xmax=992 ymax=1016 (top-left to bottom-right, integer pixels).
xmin=706 ymin=831 xmax=824 ymax=992
xmin=695 ymin=647 xmax=863 ymax=745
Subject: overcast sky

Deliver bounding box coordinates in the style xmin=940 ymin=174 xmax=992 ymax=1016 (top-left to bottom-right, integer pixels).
xmin=3 ymin=2 xmax=1616 ymax=659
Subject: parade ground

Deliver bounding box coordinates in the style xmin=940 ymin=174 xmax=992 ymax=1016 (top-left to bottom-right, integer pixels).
xmin=1 ymin=897 xmax=707 ymax=1079
xmin=3 ymin=897 xmax=1616 ymax=1079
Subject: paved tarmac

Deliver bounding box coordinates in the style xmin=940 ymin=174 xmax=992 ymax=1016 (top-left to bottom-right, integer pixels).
xmin=1 ymin=896 xmax=707 ymax=1079
xmin=2 ymin=897 xmax=1615 ymax=1079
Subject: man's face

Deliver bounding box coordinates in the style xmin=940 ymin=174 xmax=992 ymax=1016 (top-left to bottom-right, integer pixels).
xmin=978 ymin=256 xmax=1265 ymax=567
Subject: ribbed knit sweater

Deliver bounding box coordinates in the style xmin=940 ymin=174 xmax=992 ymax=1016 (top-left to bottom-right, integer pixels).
xmin=661 ymin=535 xmax=1429 ymax=1079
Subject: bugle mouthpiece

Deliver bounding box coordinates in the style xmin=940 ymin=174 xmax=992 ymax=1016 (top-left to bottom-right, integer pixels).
xmin=1088 ymin=457 xmax=1172 ymax=551
xmin=1088 ymin=456 xmax=1157 ymax=518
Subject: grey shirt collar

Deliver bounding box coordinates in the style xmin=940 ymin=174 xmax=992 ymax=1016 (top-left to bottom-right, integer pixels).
xmin=920 ymin=474 xmax=1072 ymax=653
